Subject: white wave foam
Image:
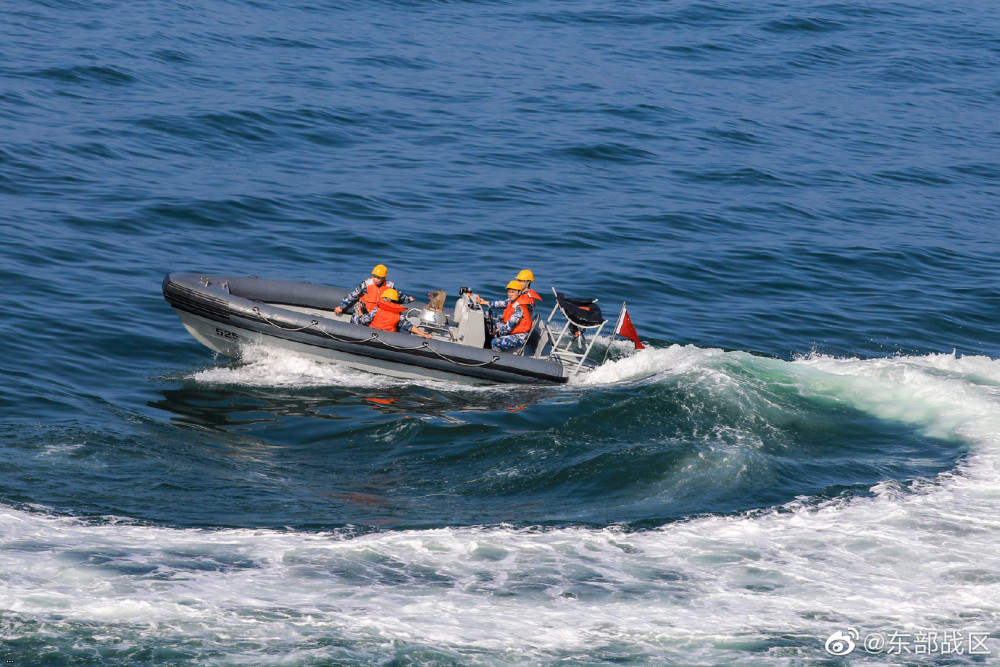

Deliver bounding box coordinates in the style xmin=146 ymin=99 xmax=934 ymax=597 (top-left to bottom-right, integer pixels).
xmin=188 ymin=344 xmax=525 ymax=396
xmin=573 ymin=343 xmax=727 ymax=386
xmin=7 ymin=350 xmax=1000 ymax=662
xmin=795 ymin=352 xmax=1000 ymax=460
xmin=189 ymin=344 xmax=417 ymax=389
xmin=187 ymin=337 xmax=713 ymax=394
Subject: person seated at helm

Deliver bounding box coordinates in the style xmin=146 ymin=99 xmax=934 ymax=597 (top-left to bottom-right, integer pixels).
xmin=514 ymin=269 xmax=542 ymax=313
xmin=334 ymin=264 xmax=413 ymax=325
xmin=359 ymin=289 xmax=431 ymax=338
xmin=476 ymin=280 xmax=532 ymax=352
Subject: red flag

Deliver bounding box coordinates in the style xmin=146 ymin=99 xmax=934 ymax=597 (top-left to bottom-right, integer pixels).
xmin=616 ymin=308 xmax=645 ymax=349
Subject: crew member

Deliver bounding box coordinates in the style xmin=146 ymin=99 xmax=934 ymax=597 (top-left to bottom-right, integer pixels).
xmin=515 ymin=269 xmax=542 ymax=312
xmin=335 ymin=264 xmax=413 ymax=324
xmin=359 ymin=289 xmax=431 ymax=338
xmin=477 ymin=280 xmax=532 ymax=352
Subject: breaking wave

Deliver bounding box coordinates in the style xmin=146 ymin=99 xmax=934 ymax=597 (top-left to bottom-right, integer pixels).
xmin=5 ymin=348 xmax=999 ymax=662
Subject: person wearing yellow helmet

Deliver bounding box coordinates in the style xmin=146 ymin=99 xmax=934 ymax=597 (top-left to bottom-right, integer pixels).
xmin=335 ymin=264 xmax=413 ymax=323
xmin=358 ymin=288 xmax=431 ymax=338
xmin=515 ymin=269 xmax=542 ymax=309
xmin=476 ymin=279 xmax=533 ymax=352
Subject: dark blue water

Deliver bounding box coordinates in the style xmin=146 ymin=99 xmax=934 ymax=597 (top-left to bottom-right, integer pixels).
xmin=3 ymin=0 xmax=1000 ymax=664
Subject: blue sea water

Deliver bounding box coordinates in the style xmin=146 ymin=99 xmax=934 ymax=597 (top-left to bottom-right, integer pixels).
xmin=2 ymin=0 xmax=1000 ymax=664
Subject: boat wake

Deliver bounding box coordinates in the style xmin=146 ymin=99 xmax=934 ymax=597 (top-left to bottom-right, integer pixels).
xmin=190 ymin=343 xmax=404 ymax=389
xmin=188 ymin=336 xmax=657 ymax=390
xmin=8 ymin=347 xmax=999 ymax=663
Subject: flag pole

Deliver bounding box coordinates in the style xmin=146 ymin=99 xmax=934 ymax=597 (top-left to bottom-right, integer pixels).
xmin=601 ymin=301 xmax=627 ymax=366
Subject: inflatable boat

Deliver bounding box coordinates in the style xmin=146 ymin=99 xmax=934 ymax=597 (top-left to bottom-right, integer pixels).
xmin=162 ymin=273 xmax=625 ymax=385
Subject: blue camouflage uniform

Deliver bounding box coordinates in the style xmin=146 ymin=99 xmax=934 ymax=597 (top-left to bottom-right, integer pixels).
xmin=486 ymin=299 xmax=530 ymax=352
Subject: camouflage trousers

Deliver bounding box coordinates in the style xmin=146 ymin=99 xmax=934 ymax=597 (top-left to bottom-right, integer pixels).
xmin=491 ymin=333 xmax=528 ymax=352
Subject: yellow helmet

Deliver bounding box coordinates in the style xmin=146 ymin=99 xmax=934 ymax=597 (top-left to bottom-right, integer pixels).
xmin=372 ymin=264 xmax=388 ymax=278
xmin=506 ymin=280 xmax=523 ymax=291
xmin=381 ymin=288 xmax=399 ymax=302
xmin=516 ymin=269 xmax=534 ymax=282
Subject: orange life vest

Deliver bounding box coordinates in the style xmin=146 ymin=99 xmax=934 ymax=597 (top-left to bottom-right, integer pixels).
xmin=502 ymin=298 xmax=532 ymax=335
xmin=370 ymin=300 xmax=409 ymax=332
xmin=361 ymin=278 xmax=392 ymax=314
xmin=516 ymin=292 xmax=537 ymax=312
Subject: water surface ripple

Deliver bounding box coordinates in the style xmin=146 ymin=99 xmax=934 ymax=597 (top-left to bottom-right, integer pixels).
xmin=2 ymin=0 xmax=999 ymax=664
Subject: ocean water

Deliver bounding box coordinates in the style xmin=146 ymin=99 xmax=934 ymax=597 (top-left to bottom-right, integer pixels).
xmin=2 ymin=0 xmax=1000 ymax=664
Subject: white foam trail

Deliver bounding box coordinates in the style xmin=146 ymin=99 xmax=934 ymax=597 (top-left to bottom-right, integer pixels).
xmin=188 ymin=335 xmax=686 ymax=393
xmin=190 ymin=344 xmax=422 ymax=389
xmin=6 ymin=349 xmax=1000 ymax=662
xmin=574 ymin=343 xmax=726 ymax=386
xmin=796 ymin=352 xmax=1000 ymax=463
xmin=188 ymin=344 xmax=525 ymax=395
